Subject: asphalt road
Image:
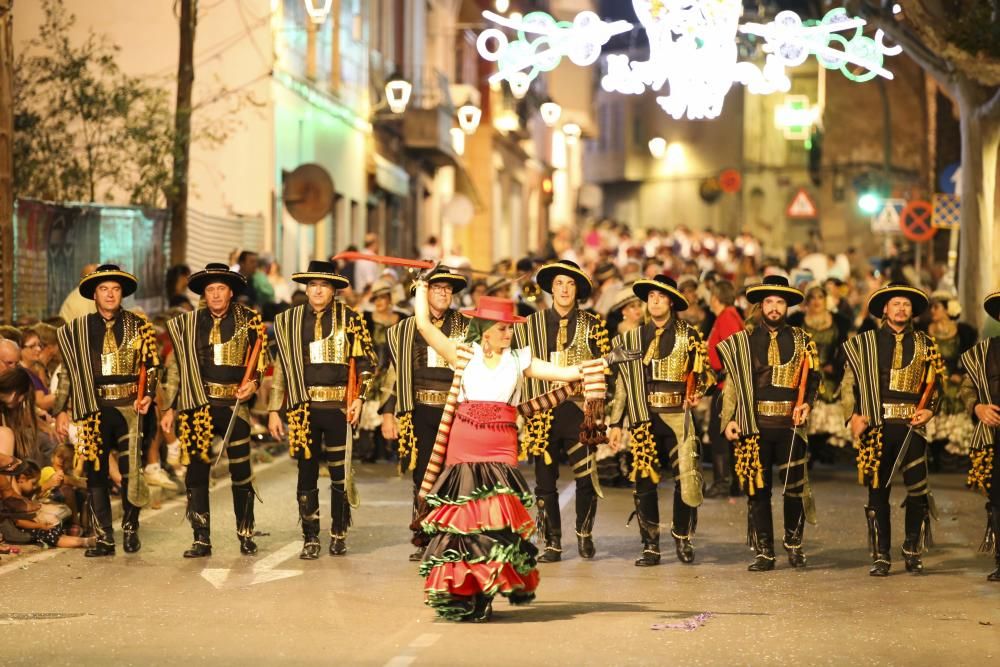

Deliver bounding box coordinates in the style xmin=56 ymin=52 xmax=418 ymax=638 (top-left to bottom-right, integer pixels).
xmin=1 ymin=458 xmax=997 ymax=666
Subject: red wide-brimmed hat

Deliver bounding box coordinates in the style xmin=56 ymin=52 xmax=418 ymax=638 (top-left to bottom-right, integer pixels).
xmin=460 ymin=296 xmax=527 ymax=324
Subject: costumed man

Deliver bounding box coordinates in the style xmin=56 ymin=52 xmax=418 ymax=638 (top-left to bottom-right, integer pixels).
xmin=268 ymin=260 xmax=377 ymax=558
xmin=160 ymin=263 xmax=268 ymax=557
xmin=959 ymin=290 xmax=1000 ymax=581
xmin=718 ymin=276 xmax=820 ymax=571
xmin=514 ymin=260 xmax=610 ymax=562
xmin=381 ymin=266 xmax=469 ymax=561
xmin=842 ymin=283 xmax=942 ymax=576
xmin=53 ymin=265 xmax=159 ymax=557
xmin=608 ymin=275 xmax=712 ymax=566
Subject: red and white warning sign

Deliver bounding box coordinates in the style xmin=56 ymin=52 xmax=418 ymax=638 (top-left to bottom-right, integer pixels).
xmin=786 ymin=188 xmax=818 ymax=219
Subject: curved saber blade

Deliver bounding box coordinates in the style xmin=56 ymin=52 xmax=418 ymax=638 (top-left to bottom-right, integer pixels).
xmin=886 ymin=424 xmax=916 ymax=485
xmin=214 ymin=399 xmax=241 ymax=468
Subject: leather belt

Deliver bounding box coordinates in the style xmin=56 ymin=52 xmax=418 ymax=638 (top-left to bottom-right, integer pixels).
xmin=96 ymin=382 xmax=138 ymax=401
xmin=205 ymin=382 xmax=239 ymax=400
xmin=415 ymin=390 xmax=449 ymax=406
xmin=756 ymin=400 xmax=794 ymax=417
xmin=308 ymin=385 xmax=347 ymax=402
xmin=647 ymin=392 xmax=683 ymax=408
xmin=883 ymin=402 xmax=916 ymax=420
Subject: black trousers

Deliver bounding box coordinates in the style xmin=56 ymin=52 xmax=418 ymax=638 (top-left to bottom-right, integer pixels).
xmin=633 ymin=412 xmax=697 ymax=541
xmin=85 ymin=405 xmax=142 ymax=533
xmin=533 ymin=401 xmax=597 ymax=536
xmin=411 ymin=404 xmax=445 ymax=491
xmin=989 ymin=438 xmax=1000 ymax=510
xmin=294 ymin=406 xmax=352 ymax=535
xmin=866 ymin=421 xmax=931 ymax=554
xmin=184 ymin=403 xmax=255 ymax=537
xmin=747 ymin=425 xmax=807 ymax=546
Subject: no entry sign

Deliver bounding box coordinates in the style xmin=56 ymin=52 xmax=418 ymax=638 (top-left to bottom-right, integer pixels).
xmin=899 ymin=200 xmax=936 ymax=242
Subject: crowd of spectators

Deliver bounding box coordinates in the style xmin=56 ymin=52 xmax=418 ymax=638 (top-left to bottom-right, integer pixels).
xmin=0 ymin=222 xmax=992 ymax=560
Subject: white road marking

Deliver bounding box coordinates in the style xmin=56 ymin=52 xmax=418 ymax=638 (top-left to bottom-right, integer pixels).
xmin=383 ymin=633 xmax=440 ymax=667
xmin=558 ymin=481 xmax=576 ymax=509
xmin=200 ymin=539 xmax=302 ymax=589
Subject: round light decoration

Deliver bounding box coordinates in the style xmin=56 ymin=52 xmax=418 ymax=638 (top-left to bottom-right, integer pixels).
xmin=648 ymin=137 xmax=666 ymax=158
xmin=540 ymin=101 xmax=562 ymax=127
xmin=562 ymin=122 xmax=582 ymax=145
xmin=450 ymin=127 xmax=466 ymax=156
xmin=495 ymin=0 xmax=510 ymax=13
xmin=476 ymin=5 xmax=902 ymax=121
xmin=385 ymin=80 xmax=412 ymax=114
xmin=457 ymin=104 xmax=482 ymax=134
xmin=508 ymin=71 xmax=531 ymax=99
xmin=303 ymin=0 xmax=333 ymax=24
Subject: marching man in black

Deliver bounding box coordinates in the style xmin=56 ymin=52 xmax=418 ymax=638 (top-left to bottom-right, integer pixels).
xmin=514 ymin=260 xmax=610 ymax=562
xmin=54 ymin=265 xmax=159 ymax=557
xmin=381 ymin=266 xmax=469 ymax=561
xmin=161 ymin=264 xmax=268 ymax=558
xmin=268 ymin=260 xmax=377 ymax=558
xmin=718 ymin=276 xmax=820 ymax=571
xmin=960 ymin=290 xmax=1000 ymax=581
xmin=842 ymin=284 xmax=941 ymax=576
xmin=608 ymin=275 xmax=712 ymax=566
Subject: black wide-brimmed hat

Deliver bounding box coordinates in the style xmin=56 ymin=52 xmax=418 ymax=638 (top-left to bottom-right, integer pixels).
xmin=609 ymin=285 xmax=641 ymax=313
xmin=867 ymin=283 xmax=929 ymax=318
xmin=78 ymin=264 xmax=138 ymax=300
xmin=292 ymin=260 xmax=350 ymax=289
xmin=536 ymin=259 xmax=593 ymax=301
xmin=984 ymin=290 xmax=1000 ymax=321
xmin=632 ymin=274 xmax=688 ymax=311
xmin=188 ymin=263 xmax=247 ymax=296
xmin=410 ymin=265 xmax=468 ymax=295
xmin=746 ymin=275 xmax=804 ymax=307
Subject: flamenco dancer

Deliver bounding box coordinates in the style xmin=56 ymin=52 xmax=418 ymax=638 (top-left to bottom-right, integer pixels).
xmin=410 ymin=279 xmax=603 ymax=622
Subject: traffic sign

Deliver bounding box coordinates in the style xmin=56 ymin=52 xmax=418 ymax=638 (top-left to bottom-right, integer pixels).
xmin=939 ymin=162 xmax=961 ymax=195
xmin=719 ymin=169 xmax=742 ymax=193
xmin=871 ymin=198 xmax=905 ymax=234
xmin=932 ymin=193 xmax=961 ymax=229
xmin=786 ymin=188 xmax=818 ymax=219
xmin=899 ymin=200 xmax=936 ymax=242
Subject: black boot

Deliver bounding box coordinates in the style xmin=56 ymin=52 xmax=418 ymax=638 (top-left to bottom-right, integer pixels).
xmin=409 ymin=491 xmax=429 ymax=561
xmin=902 ymin=497 xmax=931 ymax=574
xmin=121 ymin=501 xmax=141 ymax=554
xmin=183 ymin=487 xmax=212 ymax=558
xmin=575 ymin=494 xmax=597 ymax=559
xmin=631 ymin=491 xmax=660 ymax=567
xmin=985 ymin=504 xmax=1000 ymax=582
xmin=535 ymin=493 xmax=562 ymax=563
xmin=783 ymin=503 xmax=806 ymax=568
xmin=298 ymin=489 xmax=321 ymax=560
xmin=329 ymin=484 xmax=350 ymax=556
xmin=233 ymin=484 xmax=257 ymax=555
xmin=704 ymin=450 xmax=730 ymax=498
xmin=866 ymin=504 xmax=891 ymax=576
xmin=746 ymin=498 xmax=774 ymax=571
xmin=672 ymin=490 xmax=696 ymax=564
xmin=84 ymin=487 xmax=115 ymax=557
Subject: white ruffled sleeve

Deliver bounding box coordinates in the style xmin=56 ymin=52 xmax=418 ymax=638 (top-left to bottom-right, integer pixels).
xmin=516 ymin=346 xmax=533 ymax=374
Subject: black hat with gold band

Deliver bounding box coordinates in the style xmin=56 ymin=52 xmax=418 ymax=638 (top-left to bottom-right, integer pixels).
xmin=746 ymin=274 xmax=804 ymax=307
xmin=292 ymin=260 xmax=350 ymax=289
xmin=188 ymin=262 xmax=247 ymax=296
xmin=984 ymin=290 xmax=1000 ymax=321
xmin=409 ymin=265 xmax=468 ymax=295
xmin=867 ymin=282 xmax=929 ymax=318
xmin=632 ymin=274 xmax=688 ymax=311
xmin=78 ymin=264 xmax=138 ymax=300
xmin=536 ymin=259 xmax=593 ymax=301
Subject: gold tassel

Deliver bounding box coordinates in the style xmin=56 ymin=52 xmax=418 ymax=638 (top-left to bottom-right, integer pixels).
xmin=395 ymin=412 xmax=416 ymax=472
xmin=628 ymin=421 xmax=659 ymax=484
xmin=287 ymin=404 xmax=313 ymax=459
xmin=523 ymin=411 xmax=554 ymax=462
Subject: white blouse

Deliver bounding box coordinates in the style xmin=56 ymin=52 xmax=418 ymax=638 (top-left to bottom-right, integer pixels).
xmin=457 ymin=344 xmax=532 ymax=404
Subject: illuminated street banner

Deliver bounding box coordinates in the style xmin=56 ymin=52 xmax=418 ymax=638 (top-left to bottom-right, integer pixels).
xmin=477 ymin=4 xmax=902 ymax=121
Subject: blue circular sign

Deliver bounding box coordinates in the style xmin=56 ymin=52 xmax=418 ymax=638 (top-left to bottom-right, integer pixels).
xmin=939 ymin=162 xmax=960 ymax=195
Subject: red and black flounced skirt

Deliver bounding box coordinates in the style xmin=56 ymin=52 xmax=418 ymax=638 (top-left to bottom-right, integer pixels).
xmin=419 ymin=401 xmax=539 ymax=620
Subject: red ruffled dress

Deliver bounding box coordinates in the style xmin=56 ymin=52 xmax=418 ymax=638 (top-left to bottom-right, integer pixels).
xmin=420 ymin=345 xmax=539 ymax=621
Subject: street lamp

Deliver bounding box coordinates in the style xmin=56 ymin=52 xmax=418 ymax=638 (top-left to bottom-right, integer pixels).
xmin=648 ymin=137 xmax=667 ymax=158
xmin=562 ymin=122 xmax=582 ymax=145
xmin=457 ymin=104 xmax=482 ymax=134
xmin=540 ymin=101 xmax=562 ymax=127
xmin=385 ymin=78 xmax=412 ymax=114
xmin=303 ymin=0 xmax=332 ymax=24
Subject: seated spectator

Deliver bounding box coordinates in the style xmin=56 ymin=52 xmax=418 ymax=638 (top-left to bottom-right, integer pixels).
xmin=6 ymin=461 xmax=93 ymax=549
xmin=0 ymin=338 xmax=20 ymax=371
xmin=19 ymin=328 xmax=54 ymax=413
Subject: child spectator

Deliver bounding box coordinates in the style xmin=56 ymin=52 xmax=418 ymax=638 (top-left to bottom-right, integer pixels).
xmin=7 ymin=461 xmax=93 ymax=549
